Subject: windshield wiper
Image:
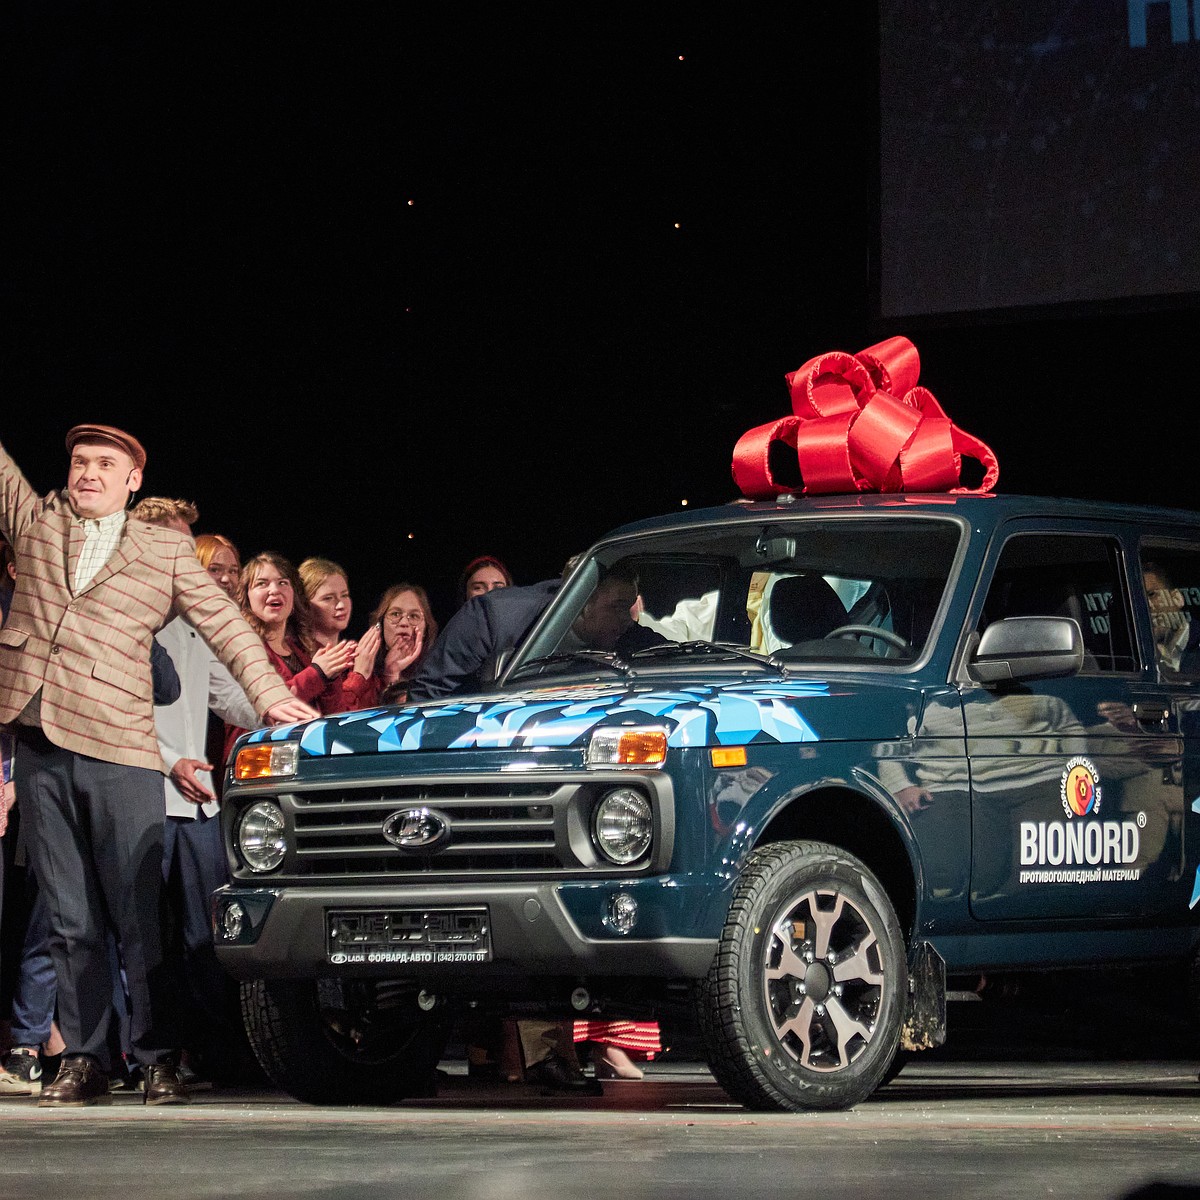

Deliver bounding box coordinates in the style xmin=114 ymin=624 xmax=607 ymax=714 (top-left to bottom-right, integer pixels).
xmin=511 ymin=649 xmax=630 ymax=679
xmin=627 ymin=641 xmax=783 ymax=670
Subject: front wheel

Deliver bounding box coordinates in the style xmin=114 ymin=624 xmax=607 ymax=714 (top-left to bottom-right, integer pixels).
xmin=240 ymin=977 xmax=450 ymax=1105
xmin=697 ymin=839 xmax=907 ymax=1112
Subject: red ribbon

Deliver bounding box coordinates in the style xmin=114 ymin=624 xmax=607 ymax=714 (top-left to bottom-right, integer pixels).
xmin=731 ymin=336 xmax=999 ymax=499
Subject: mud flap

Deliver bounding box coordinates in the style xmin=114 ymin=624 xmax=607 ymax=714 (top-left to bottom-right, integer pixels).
xmin=900 ymin=940 xmax=946 ymax=1052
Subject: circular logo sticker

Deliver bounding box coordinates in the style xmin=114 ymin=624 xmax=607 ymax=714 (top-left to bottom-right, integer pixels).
xmin=1060 ymin=756 xmax=1102 ymax=818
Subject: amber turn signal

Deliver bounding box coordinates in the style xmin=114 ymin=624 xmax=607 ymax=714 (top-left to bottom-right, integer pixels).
xmin=710 ymin=747 xmax=747 ymax=768
xmin=234 ymin=742 xmax=299 ymax=781
xmin=586 ymin=727 xmax=668 ymax=767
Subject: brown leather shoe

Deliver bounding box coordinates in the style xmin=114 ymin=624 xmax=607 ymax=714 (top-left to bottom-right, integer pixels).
xmin=37 ymin=1056 xmax=110 ymax=1107
xmin=144 ymin=1062 xmax=190 ymax=1106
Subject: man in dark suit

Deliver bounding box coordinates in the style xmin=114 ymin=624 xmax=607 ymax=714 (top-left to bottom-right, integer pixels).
xmin=409 ymin=558 xmax=657 ymax=703
xmin=0 ymin=424 xmax=318 ymax=1106
xmin=408 ymin=577 xmax=562 ymax=702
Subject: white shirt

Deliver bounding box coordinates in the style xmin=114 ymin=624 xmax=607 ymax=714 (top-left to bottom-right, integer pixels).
xmin=155 ymin=615 xmax=259 ymax=819
xmin=638 ymin=591 xmax=718 ymax=642
xmin=73 ymin=508 xmax=127 ymax=592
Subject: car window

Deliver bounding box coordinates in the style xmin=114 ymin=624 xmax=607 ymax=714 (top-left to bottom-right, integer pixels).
xmin=977 ymin=533 xmax=1136 ymax=673
xmin=511 ymin=518 xmax=962 ymax=678
xmin=1139 ymin=543 xmax=1200 ymax=680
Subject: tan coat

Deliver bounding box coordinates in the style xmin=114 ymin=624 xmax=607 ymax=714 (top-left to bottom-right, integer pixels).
xmin=0 ymin=441 xmax=294 ymax=773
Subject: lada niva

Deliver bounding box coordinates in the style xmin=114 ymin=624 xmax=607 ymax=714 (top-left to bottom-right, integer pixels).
xmin=213 ymin=492 xmax=1200 ymax=1110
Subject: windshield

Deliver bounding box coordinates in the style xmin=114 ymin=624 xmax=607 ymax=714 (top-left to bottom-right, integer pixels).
xmin=510 ymin=516 xmax=964 ymax=681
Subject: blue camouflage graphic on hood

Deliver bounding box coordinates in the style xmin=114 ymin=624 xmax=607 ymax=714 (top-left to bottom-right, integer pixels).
xmin=245 ymin=679 xmax=832 ymax=758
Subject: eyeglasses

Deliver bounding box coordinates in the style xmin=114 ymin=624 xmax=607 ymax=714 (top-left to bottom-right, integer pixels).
xmin=384 ymin=609 xmax=425 ymax=626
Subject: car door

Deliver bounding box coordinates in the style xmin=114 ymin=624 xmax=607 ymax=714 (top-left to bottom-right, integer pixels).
xmin=1136 ymin=537 xmax=1200 ymax=919
xmin=962 ymin=522 xmax=1185 ymax=922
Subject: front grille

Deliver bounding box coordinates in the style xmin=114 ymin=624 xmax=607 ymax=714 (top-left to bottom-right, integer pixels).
xmin=281 ymin=778 xmax=605 ymax=880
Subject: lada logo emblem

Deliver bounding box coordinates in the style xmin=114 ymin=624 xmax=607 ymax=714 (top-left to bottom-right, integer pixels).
xmin=382 ymin=807 xmax=451 ymax=851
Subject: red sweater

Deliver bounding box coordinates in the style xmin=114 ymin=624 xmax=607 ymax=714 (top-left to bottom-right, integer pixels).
xmin=223 ymin=637 xmax=326 ymax=765
xmin=320 ymin=668 xmax=382 ymax=714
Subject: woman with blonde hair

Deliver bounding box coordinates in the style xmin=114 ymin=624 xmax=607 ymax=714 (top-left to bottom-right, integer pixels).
xmin=194 ymin=533 xmax=242 ymax=601
xmin=222 ymin=552 xmax=356 ymax=761
xmin=299 ymin=557 xmax=382 ymax=713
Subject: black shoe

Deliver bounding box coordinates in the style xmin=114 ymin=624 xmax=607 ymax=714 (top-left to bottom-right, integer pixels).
xmin=0 ymin=1048 xmax=43 ymax=1096
xmin=177 ymin=1061 xmax=214 ymax=1093
xmin=144 ymin=1062 xmax=190 ymax=1106
xmin=524 ymin=1054 xmax=603 ymax=1096
xmin=38 ymin=1057 xmax=110 ymax=1107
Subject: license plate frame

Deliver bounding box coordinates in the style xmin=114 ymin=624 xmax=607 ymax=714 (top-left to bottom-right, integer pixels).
xmin=325 ymin=906 xmax=492 ymax=966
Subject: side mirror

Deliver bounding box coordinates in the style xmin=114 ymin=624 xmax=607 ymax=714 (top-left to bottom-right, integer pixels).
xmin=967 ymin=616 xmax=1085 ymax=684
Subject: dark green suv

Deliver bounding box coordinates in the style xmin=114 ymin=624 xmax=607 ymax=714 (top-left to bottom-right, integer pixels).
xmin=214 ymin=492 xmax=1200 ymax=1110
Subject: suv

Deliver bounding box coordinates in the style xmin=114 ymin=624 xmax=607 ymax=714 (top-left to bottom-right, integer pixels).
xmin=213 ymin=493 xmax=1200 ymax=1110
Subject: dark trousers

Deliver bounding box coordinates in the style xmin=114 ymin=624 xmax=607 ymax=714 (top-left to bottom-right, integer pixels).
xmin=2 ymin=805 xmax=130 ymax=1058
xmin=6 ymin=847 xmax=57 ymax=1047
xmin=13 ymin=729 xmax=176 ymax=1072
xmin=162 ymin=812 xmax=241 ymax=1060
xmin=0 ymin=811 xmax=18 ymax=1018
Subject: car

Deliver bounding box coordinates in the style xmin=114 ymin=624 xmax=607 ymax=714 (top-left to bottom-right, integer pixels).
xmin=212 ymin=491 xmax=1200 ymax=1110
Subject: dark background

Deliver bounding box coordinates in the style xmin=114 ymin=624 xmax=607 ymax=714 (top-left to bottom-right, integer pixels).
xmin=5 ymin=3 xmax=1197 ymax=632
xmin=879 ymin=0 xmax=1200 ymax=316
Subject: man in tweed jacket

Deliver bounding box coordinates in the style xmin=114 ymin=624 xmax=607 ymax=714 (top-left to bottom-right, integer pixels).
xmin=0 ymin=424 xmax=318 ymax=1106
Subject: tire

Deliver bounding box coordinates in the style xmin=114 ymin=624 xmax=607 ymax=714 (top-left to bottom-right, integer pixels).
xmin=878 ymin=1047 xmax=911 ymax=1086
xmin=696 ymin=839 xmax=907 ymax=1112
xmin=240 ymin=977 xmax=450 ymax=1106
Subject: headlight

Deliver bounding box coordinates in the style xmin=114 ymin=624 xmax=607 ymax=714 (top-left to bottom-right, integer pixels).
xmin=234 ymin=741 xmax=299 ymax=781
xmin=592 ymin=787 xmax=653 ymax=864
xmin=586 ymin=726 xmax=667 ymax=767
xmin=237 ymin=800 xmax=288 ymax=873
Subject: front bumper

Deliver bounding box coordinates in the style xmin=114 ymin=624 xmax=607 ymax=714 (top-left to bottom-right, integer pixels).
xmin=212 ymin=876 xmax=720 ymax=982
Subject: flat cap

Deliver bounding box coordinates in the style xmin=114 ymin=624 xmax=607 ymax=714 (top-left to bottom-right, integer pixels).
xmin=65 ymin=424 xmax=147 ymax=472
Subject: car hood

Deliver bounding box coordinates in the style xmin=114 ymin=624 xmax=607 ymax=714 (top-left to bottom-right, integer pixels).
xmin=245 ymin=676 xmax=925 ymax=759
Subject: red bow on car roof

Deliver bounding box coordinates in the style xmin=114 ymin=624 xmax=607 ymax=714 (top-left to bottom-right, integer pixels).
xmin=731 ymin=335 xmax=999 ymax=499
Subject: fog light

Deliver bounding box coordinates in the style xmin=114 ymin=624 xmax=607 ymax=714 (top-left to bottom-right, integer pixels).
xmin=237 ymin=800 xmax=288 ymax=873
xmin=221 ymin=901 xmax=246 ymax=941
xmin=607 ymin=892 xmax=639 ymax=935
xmin=593 ymin=788 xmax=653 ymax=864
